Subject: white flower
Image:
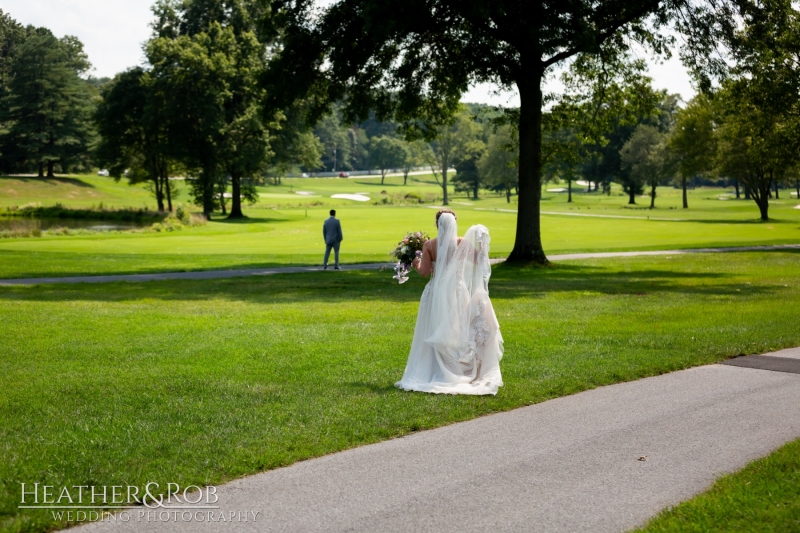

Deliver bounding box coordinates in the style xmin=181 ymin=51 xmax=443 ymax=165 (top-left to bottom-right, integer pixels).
xmin=393 ymin=262 xmax=410 ymax=284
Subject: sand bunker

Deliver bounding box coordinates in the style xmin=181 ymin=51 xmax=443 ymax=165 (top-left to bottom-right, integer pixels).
xmin=295 ymin=191 xmax=315 ymax=196
xmin=331 ymin=193 xmax=370 ymax=202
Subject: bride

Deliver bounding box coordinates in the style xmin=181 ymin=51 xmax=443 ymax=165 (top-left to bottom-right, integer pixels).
xmin=395 ymin=209 xmax=504 ymax=395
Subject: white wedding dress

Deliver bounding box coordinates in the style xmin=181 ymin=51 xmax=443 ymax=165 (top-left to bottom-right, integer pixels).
xmin=395 ymin=213 xmax=504 ymax=395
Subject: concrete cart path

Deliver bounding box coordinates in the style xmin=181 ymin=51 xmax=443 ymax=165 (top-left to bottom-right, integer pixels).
xmin=78 ymin=348 xmax=800 ymax=533
xmin=3 ymin=244 xmax=800 ymax=285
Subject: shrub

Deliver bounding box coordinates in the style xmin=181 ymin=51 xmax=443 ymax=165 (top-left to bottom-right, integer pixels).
xmin=46 ymin=227 xmax=71 ymax=236
xmin=176 ymin=204 xmax=191 ymax=225
xmin=0 ymin=228 xmax=41 ymax=239
xmin=151 ymin=218 xmax=183 ymax=232
xmin=9 ymin=204 xmax=165 ymax=223
xmin=188 ymin=214 xmax=207 ymax=226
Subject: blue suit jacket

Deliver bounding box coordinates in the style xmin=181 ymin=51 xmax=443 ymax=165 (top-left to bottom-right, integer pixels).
xmin=323 ymin=217 xmax=343 ymax=245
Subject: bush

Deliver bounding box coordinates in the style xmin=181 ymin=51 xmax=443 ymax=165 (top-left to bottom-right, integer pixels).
xmin=187 ymin=214 xmax=206 ymax=226
xmin=0 ymin=228 xmax=41 ymax=239
xmin=7 ymin=204 xmax=165 ymax=223
xmin=176 ymin=204 xmax=191 ymax=225
xmin=151 ymin=217 xmax=183 ymax=233
xmin=151 ymin=211 xmax=206 ymax=232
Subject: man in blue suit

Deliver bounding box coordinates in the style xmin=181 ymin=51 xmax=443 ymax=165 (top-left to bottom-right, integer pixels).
xmin=322 ymin=209 xmax=343 ymax=270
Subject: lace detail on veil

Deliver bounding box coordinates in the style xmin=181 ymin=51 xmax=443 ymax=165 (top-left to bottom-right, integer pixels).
xmin=396 ymin=214 xmax=503 ymax=395
xmin=426 ymin=218 xmax=503 ymax=366
xmin=465 ymin=299 xmax=491 ymax=362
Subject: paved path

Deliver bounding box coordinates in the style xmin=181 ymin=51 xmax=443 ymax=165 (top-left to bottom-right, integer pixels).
xmin=79 ymin=348 xmax=800 ymax=532
xmin=2 ymin=244 xmax=799 ymax=286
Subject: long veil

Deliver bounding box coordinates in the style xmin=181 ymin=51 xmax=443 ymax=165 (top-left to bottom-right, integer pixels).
xmin=424 ymin=214 xmax=504 ymax=391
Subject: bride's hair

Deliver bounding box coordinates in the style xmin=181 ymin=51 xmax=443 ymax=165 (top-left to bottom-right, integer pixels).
xmin=435 ymin=208 xmax=457 ymax=226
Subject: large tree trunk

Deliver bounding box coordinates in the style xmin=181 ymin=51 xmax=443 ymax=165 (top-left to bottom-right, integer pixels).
xmin=628 ymin=187 xmax=636 ymax=205
xmin=744 ymin=184 xmax=751 ymax=200
xmin=38 ymin=162 xmax=44 ymax=178
xmin=506 ymin=187 xmax=511 ymax=203
xmin=753 ymin=178 xmax=770 ymax=221
xmin=201 ymin=168 xmax=216 ymax=219
xmin=774 ymin=180 xmax=780 ymax=199
xmin=403 ymin=171 xmax=409 ymax=185
xmin=507 ymin=66 xmax=547 ymax=263
xmin=682 ymin=176 xmax=688 ymax=208
xmin=756 ymin=196 xmax=769 ymax=220
xmin=796 ymin=180 xmax=799 ymax=200
xmin=650 ymin=183 xmax=656 ymax=209
xmin=734 ymin=178 xmax=740 ymax=199
xmin=228 ymin=173 xmax=244 ymax=219
xmin=47 ymin=161 xmax=55 ymax=178
xmin=381 ymin=170 xmax=386 ymax=185
xmin=567 ymin=179 xmax=572 ymax=203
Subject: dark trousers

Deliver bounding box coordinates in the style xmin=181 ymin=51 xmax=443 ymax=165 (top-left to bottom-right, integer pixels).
xmin=324 ymin=242 xmax=340 ymax=266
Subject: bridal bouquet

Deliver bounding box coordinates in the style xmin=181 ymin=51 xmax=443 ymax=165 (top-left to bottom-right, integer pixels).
xmin=390 ymin=231 xmax=429 ymax=284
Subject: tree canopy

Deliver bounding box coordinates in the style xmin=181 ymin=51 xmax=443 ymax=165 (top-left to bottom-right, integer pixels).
xmin=0 ymin=23 xmax=94 ymax=177
xmin=265 ymin=0 xmax=688 ymax=262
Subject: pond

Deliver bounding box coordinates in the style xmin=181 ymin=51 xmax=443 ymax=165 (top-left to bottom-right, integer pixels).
xmin=0 ymin=217 xmax=150 ymax=232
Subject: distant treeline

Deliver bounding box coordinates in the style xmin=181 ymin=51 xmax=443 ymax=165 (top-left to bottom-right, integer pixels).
xmin=2 ymin=1 xmax=798 ymax=223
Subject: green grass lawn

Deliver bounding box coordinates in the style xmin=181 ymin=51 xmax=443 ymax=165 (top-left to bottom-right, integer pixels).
xmin=2 ymin=251 xmax=800 ymax=532
xmin=635 ymin=437 xmax=800 ymax=532
xmin=1 ymin=202 xmax=799 ymax=279
xmin=3 ymin=172 xmax=799 ymax=217
xmin=2 ymin=174 xmax=800 ymax=279
xmin=0 ymin=175 xmax=185 ymax=211
xmin=0 ymin=173 xmax=448 ymax=211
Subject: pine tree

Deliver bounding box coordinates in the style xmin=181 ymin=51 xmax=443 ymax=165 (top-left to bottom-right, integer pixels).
xmin=1 ymin=27 xmax=93 ymax=176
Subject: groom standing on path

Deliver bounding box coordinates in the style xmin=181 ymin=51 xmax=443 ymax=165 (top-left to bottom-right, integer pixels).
xmin=323 ymin=209 xmax=343 ymax=270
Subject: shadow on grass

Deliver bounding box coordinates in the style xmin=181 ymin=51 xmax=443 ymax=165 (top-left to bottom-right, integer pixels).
xmin=351 ymin=179 xmax=401 ymax=188
xmin=0 ymin=176 xmax=96 ymax=188
xmin=489 ymin=262 xmax=774 ymax=300
xmin=0 ymin=258 xmax=785 ymax=305
xmin=211 ymin=215 xmax=299 ymax=225
xmin=677 ymin=217 xmax=799 ymax=225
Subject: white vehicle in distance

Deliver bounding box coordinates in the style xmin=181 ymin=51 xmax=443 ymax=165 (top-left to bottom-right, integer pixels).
xmin=97 ymin=169 xmax=110 ymax=177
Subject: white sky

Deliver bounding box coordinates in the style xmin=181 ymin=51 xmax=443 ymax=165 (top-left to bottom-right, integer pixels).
xmin=463 ymin=52 xmax=696 ymax=106
xmin=1 ymin=0 xmax=696 ymax=103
